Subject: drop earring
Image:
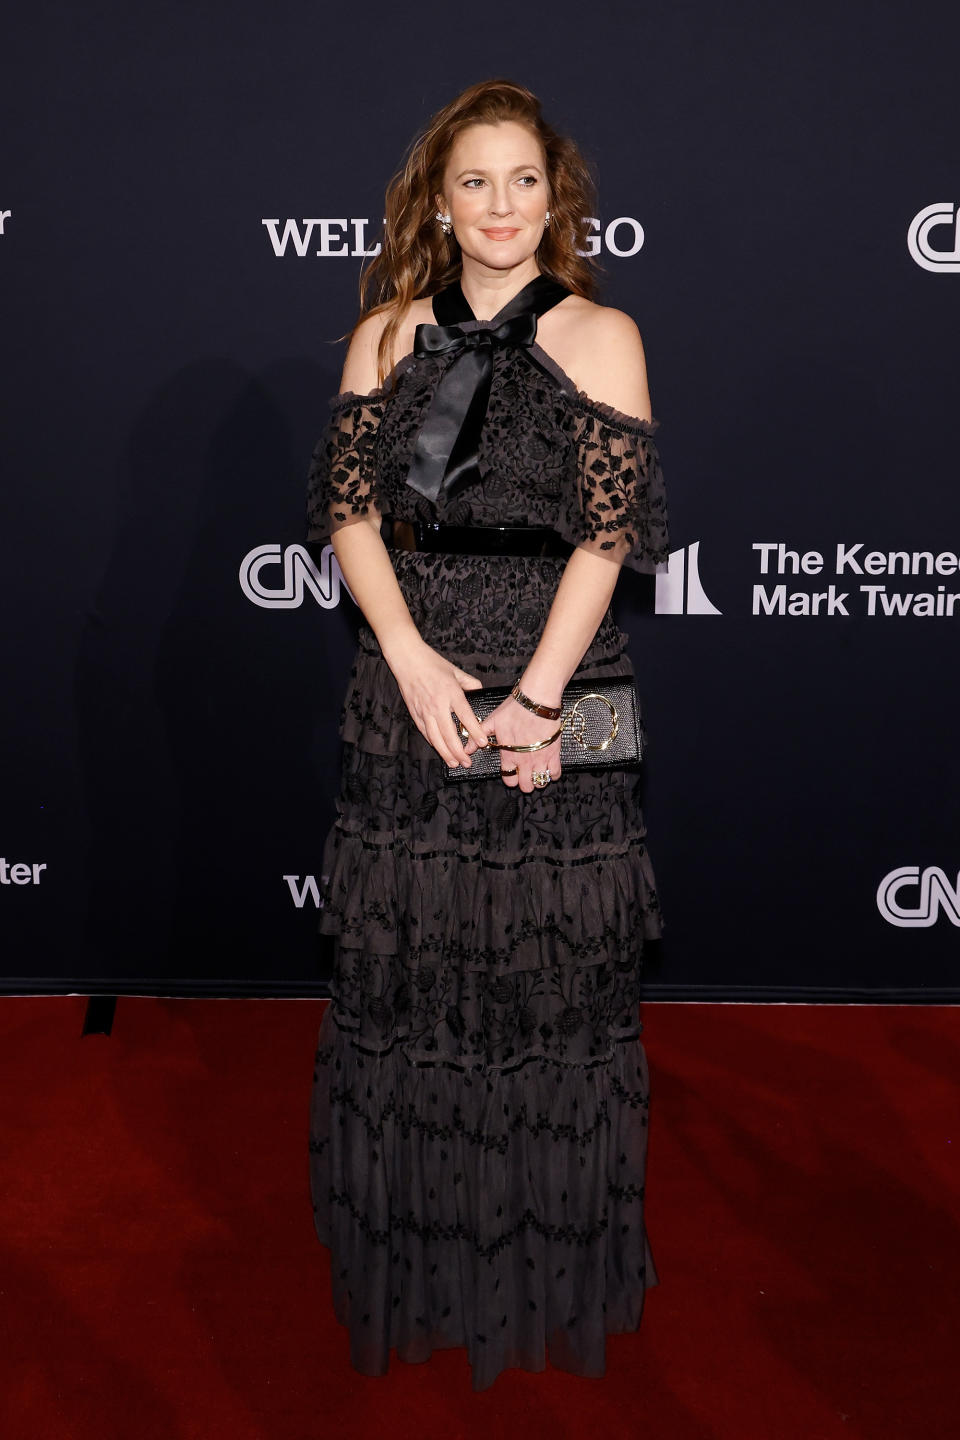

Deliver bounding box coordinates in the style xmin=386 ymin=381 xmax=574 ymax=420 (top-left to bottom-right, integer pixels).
xmin=436 ymin=211 xmax=452 ymax=235
xmin=543 ymin=210 xmax=551 ymax=227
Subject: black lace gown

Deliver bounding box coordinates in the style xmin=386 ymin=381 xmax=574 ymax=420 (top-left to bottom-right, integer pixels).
xmin=306 ymin=292 xmax=670 ymax=1390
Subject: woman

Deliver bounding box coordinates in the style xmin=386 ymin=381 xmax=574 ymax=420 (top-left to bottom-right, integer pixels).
xmin=307 ymin=78 xmax=669 ymax=1390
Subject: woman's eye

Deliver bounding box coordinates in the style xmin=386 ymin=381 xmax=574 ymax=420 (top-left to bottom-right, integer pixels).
xmin=517 ymin=175 xmax=538 ymax=187
xmin=464 ymin=178 xmax=484 ymax=188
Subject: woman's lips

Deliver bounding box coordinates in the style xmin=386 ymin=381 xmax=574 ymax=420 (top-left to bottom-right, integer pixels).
xmin=480 ymin=228 xmax=520 ymax=239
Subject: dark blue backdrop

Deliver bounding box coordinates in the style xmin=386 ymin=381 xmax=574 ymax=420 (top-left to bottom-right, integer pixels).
xmin=2 ymin=0 xmax=958 ymax=999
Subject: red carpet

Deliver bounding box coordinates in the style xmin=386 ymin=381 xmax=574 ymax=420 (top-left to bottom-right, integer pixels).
xmin=2 ymin=997 xmax=956 ymax=1439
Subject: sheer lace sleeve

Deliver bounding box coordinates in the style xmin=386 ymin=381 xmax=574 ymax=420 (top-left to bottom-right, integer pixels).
xmin=305 ymin=390 xmax=387 ymax=544
xmin=559 ymin=391 xmax=670 ymax=574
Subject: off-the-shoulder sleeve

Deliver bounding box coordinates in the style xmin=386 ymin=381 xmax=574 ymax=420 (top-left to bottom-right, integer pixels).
xmin=558 ymin=392 xmax=670 ymax=574
xmin=305 ymin=390 xmax=387 ymax=545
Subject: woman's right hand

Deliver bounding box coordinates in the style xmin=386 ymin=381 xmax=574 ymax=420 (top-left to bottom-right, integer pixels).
xmin=384 ymin=635 xmax=489 ymax=769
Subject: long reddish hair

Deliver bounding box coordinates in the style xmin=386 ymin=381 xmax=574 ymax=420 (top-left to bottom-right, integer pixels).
xmin=351 ymin=79 xmax=601 ymax=385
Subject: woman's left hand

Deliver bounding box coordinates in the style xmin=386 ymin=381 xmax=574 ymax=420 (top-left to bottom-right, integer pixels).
xmin=463 ymin=696 xmax=562 ymax=792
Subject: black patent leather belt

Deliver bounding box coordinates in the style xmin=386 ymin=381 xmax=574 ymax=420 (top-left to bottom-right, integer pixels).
xmin=382 ymin=517 xmax=574 ymax=558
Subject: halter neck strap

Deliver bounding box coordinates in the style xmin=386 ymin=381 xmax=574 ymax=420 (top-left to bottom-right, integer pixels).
xmin=432 ymin=273 xmax=570 ymax=326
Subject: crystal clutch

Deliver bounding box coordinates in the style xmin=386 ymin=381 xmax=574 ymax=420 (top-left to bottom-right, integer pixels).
xmin=445 ymin=676 xmax=644 ymax=782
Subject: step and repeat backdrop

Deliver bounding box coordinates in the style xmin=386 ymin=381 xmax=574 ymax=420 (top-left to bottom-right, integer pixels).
xmin=2 ymin=1 xmax=957 ymax=999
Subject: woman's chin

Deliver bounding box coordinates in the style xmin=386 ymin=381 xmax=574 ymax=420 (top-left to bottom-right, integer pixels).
xmin=462 ymin=239 xmax=538 ymax=270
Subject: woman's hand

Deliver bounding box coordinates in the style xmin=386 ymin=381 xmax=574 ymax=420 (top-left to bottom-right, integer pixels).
xmin=384 ymin=636 xmax=490 ymax=770
xmin=463 ymin=696 xmax=563 ymax=793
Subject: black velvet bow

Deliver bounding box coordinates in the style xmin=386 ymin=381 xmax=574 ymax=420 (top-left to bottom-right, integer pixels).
xmin=405 ymin=275 xmax=569 ymax=503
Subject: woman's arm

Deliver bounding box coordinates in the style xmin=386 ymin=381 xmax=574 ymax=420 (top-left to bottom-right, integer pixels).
xmin=521 ymin=308 xmax=652 ymax=703
xmin=463 ymin=307 xmax=653 ymax=792
xmin=331 ymin=313 xmax=491 ymax=769
xmin=518 ymin=546 xmax=622 ymax=704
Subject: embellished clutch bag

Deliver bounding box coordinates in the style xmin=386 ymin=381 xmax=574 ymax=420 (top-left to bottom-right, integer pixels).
xmin=445 ymin=676 xmax=644 ymax=782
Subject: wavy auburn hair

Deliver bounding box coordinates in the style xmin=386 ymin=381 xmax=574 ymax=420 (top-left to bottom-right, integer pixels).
xmin=351 ymin=79 xmax=602 ymax=386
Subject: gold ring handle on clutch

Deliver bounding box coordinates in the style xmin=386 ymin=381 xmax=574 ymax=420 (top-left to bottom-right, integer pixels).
xmin=454 ymin=693 xmax=619 ymax=755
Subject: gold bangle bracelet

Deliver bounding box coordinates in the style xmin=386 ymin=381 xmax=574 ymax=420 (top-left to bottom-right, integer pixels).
xmin=510 ymin=680 xmax=563 ymax=720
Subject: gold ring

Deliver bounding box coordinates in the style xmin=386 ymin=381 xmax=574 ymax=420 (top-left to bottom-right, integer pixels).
xmin=501 ymin=766 xmax=519 ymax=776
xmin=532 ymin=768 xmax=552 ymax=788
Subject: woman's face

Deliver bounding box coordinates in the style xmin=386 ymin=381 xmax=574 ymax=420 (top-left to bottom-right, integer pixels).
xmin=438 ymin=120 xmax=549 ymax=271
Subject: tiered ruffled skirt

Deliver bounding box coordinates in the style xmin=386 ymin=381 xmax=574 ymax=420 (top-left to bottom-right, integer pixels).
xmin=309 ymin=551 xmax=662 ymax=1390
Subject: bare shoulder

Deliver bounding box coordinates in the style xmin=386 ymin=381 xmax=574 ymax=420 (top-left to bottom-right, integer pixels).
xmin=543 ymin=296 xmax=652 ymax=422
xmin=338 ymin=309 xmax=390 ymax=395
xmin=338 ymin=297 xmax=433 ymax=395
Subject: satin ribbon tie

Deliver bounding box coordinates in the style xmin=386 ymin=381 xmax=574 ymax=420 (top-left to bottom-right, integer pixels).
xmin=406 ymin=311 xmax=538 ymax=502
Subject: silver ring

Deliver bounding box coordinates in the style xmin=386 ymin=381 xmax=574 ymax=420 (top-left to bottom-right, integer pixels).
xmin=532 ymin=768 xmax=552 ymax=788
